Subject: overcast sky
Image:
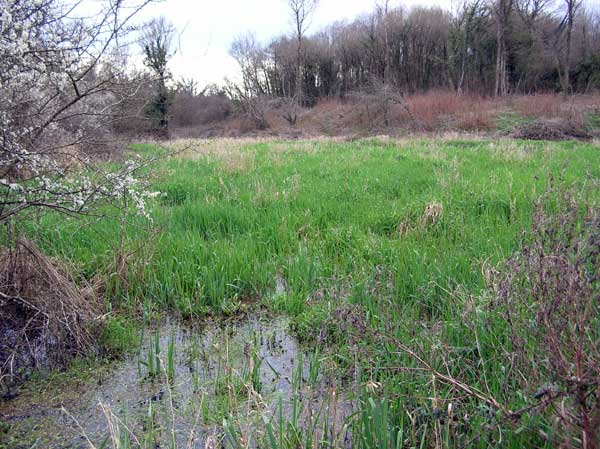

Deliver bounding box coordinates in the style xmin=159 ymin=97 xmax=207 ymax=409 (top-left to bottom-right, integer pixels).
xmin=134 ymin=0 xmax=454 ymax=86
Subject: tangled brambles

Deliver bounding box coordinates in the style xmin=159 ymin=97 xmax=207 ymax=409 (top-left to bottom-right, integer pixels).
xmin=0 ymin=239 xmax=101 ymax=390
xmin=512 ymin=118 xmax=592 ymax=141
xmin=493 ymin=192 xmax=600 ymax=447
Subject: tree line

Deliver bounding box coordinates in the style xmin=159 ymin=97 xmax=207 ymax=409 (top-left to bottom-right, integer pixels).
xmin=230 ymin=0 xmax=600 ymax=104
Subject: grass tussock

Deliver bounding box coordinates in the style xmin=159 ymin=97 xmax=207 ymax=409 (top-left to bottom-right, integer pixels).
xmin=0 ymin=238 xmax=101 ymax=387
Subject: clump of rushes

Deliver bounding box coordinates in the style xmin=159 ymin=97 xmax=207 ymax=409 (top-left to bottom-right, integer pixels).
xmin=137 ymin=332 xmax=161 ymax=379
xmin=354 ymin=395 xmax=405 ymax=449
xmin=166 ymin=334 xmax=176 ymax=383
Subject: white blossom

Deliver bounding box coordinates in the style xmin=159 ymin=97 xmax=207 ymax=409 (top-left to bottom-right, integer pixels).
xmin=0 ymin=0 xmax=154 ymax=223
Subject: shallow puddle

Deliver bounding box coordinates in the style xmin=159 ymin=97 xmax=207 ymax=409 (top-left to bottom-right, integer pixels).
xmin=1 ymin=314 xmax=352 ymax=448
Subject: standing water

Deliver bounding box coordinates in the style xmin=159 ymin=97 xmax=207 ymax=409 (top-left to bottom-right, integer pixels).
xmin=0 ymin=314 xmax=351 ymax=448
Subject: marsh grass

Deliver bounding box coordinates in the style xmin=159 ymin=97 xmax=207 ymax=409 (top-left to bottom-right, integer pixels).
xmin=6 ymin=137 xmax=600 ymax=448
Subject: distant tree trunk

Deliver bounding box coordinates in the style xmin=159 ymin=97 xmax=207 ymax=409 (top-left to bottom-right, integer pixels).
xmin=562 ymin=0 xmax=579 ymax=95
xmin=493 ymin=0 xmax=513 ymax=97
xmin=581 ymin=12 xmax=588 ymax=61
xmin=296 ymin=21 xmax=303 ymax=106
xmin=376 ymin=0 xmax=392 ymax=125
xmin=380 ymin=0 xmax=392 ymax=86
xmin=287 ymin=0 xmax=318 ymax=107
xmin=456 ymin=0 xmax=482 ymax=94
xmin=458 ymin=20 xmax=468 ymax=93
xmin=495 ymin=24 xmax=507 ymax=96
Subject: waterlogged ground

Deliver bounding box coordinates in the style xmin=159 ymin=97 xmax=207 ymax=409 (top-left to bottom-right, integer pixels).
xmin=0 ymin=314 xmax=351 ymax=448
xmin=4 ymin=138 xmax=600 ymax=448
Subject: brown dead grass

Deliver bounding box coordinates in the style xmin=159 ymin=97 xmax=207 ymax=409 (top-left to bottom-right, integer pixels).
xmin=0 ymin=238 xmax=101 ymax=387
xmin=406 ymin=91 xmax=494 ymax=130
xmin=421 ymin=202 xmax=444 ymax=226
xmin=174 ymin=91 xmax=599 ymax=139
xmin=512 ymin=93 xmax=598 ymax=123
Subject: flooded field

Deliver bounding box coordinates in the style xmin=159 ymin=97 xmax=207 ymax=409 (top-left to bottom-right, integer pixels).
xmin=1 ymin=314 xmax=352 ymax=448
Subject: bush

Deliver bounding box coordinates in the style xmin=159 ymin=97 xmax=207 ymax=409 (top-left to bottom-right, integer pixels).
xmin=492 ymin=189 xmax=600 ymax=447
xmin=170 ymin=92 xmax=233 ymax=128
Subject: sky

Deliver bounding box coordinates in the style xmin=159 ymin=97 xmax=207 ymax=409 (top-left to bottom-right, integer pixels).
xmin=133 ymin=0 xmax=454 ymax=86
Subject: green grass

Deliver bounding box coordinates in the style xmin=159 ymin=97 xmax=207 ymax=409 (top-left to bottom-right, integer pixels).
xmin=31 ymin=138 xmax=599 ymax=316
xmin=101 ymin=316 xmax=139 ymax=356
xmin=9 ymin=137 xmax=600 ymax=448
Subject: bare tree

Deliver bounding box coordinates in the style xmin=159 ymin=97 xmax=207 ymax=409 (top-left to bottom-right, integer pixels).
xmin=492 ymin=0 xmax=514 ymax=96
xmin=515 ymin=0 xmax=553 ymax=25
xmin=140 ymin=16 xmax=175 ymax=137
xmin=561 ymin=0 xmax=582 ymax=94
xmin=373 ymin=0 xmax=396 ymax=125
xmin=451 ymin=0 xmax=484 ymax=93
xmin=287 ymin=0 xmax=318 ymax=106
xmin=229 ymin=33 xmax=272 ymax=128
xmin=176 ymin=77 xmax=201 ymax=97
xmin=230 ymin=33 xmax=269 ymax=97
xmin=514 ymin=0 xmax=552 ymax=90
xmin=375 ymin=0 xmax=393 ymax=85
